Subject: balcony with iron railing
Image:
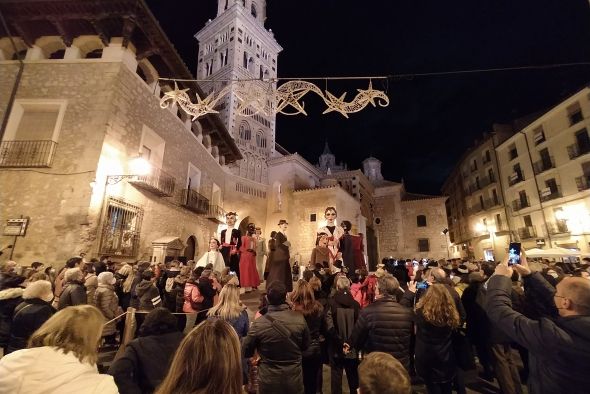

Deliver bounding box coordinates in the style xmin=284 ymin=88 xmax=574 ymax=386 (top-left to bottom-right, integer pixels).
xmin=508 ymin=173 xmax=525 ymax=187
xmin=518 ymin=226 xmax=537 ymax=240
xmin=540 ymin=187 xmax=562 ymax=202
xmin=0 ymin=140 xmax=58 ymax=167
xmin=181 ymin=189 xmax=209 ymax=214
xmin=512 ymin=196 xmax=530 ymax=211
xmin=533 ymin=156 xmax=555 ymax=174
xmin=129 ymin=167 xmax=176 ymax=197
xmin=567 ymin=142 xmax=590 ymax=160
xmin=576 ymin=174 xmax=590 ymax=191
xmin=207 ymin=204 xmax=226 ymax=223
xmin=547 ymin=221 xmax=569 ymax=235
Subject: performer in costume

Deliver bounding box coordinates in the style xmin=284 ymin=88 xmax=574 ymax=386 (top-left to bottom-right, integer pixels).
xmin=340 ymin=221 xmax=367 ymax=274
xmin=195 ymin=238 xmax=225 ymax=273
xmin=266 ymin=219 xmax=292 ymax=292
xmin=254 ymin=227 xmax=267 ymax=283
xmin=239 ymin=223 xmax=260 ymax=291
xmin=219 ymin=212 xmax=241 ymax=281
xmin=264 ymin=231 xmax=277 ymax=280
xmin=353 ymin=233 xmax=367 ymax=270
xmin=317 ymin=206 xmax=344 ymax=269
xmin=310 ymin=233 xmax=330 ymax=268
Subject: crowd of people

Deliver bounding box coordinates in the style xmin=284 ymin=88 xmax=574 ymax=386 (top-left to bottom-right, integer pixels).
xmin=0 ymin=246 xmax=589 ymax=393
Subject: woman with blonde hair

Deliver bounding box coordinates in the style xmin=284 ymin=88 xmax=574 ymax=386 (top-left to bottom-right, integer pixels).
xmin=290 ymin=279 xmax=324 ymax=394
xmin=414 ymin=283 xmax=461 ymax=394
xmin=207 ymin=284 xmax=249 ymax=338
xmin=156 ymin=319 xmax=243 ymax=394
xmin=0 ymin=305 xmax=118 ymax=393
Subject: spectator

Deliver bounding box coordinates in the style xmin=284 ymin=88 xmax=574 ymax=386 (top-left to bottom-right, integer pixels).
xmin=290 ymin=279 xmax=324 ymax=394
xmin=424 ymin=267 xmax=466 ymax=323
xmin=486 ymin=254 xmax=590 ymax=394
xmin=155 ymin=319 xmax=242 ymax=394
xmin=83 ymin=262 xmax=98 ymax=306
xmin=0 ymin=305 xmax=118 ymax=393
xmin=207 ymin=284 xmax=249 ymax=338
xmin=0 ymin=273 xmax=25 ymax=354
xmin=350 ymin=270 xmax=368 ymax=308
xmin=95 ymin=272 xmax=120 ymax=345
xmin=129 ymin=261 xmax=151 ymax=309
xmin=53 ymin=256 xmax=82 ymax=299
xmin=6 ymin=280 xmax=55 ymax=354
xmin=58 ymin=267 xmax=87 ymax=310
xmin=115 ymin=262 xmax=135 ymax=311
xmin=349 ymin=274 xmax=414 ymax=371
xmin=358 ymin=352 xmax=411 ymax=394
xmin=136 ymin=270 xmax=162 ymax=311
xmin=326 ymin=275 xmax=360 ymax=394
xmin=243 ymin=281 xmax=310 ymax=394
xmin=109 ymin=308 xmax=184 ymax=394
xmin=196 ymin=269 xmax=220 ymax=325
xmin=414 ymin=283 xmax=461 ymax=394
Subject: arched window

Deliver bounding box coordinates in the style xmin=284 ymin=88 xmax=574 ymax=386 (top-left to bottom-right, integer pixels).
xmin=256 ymin=130 xmax=266 ymax=148
xmin=239 ymin=122 xmax=251 ymax=140
xmin=417 ymin=215 xmax=427 ymax=227
xmin=251 ymin=3 xmax=258 ymax=18
xmin=85 ymin=48 xmax=103 ymax=59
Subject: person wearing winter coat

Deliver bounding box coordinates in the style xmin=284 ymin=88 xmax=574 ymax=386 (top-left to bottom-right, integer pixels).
xmin=486 ymin=255 xmax=590 ymax=394
xmin=129 ymin=261 xmax=151 ymax=309
xmin=243 ymin=281 xmax=310 ymax=394
xmin=207 ymin=284 xmax=249 ymax=338
xmin=109 ymin=308 xmax=184 ymax=394
xmin=0 ymin=273 xmax=25 ymax=354
xmin=0 ymin=305 xmax=118 ymax=394
xmin=349 ymin=274 xmax=414 ymax=371
xmin=6 ymin=280 xmax=55 ymax=354
xmin=135 ymin=270 xmax=162 ymax=311
xmin=95 ymin=272 xmax=120 ymax=340
xmin=195 ymin=269 xmax=220 ymax=324
xmin=414 ymin=284 xmax=461 ymax=394
xmin=53 ymin=256 xmax=83 ymax=300
xmin=325 ymin=276 xmax=361 ymax=394
xmin=83 ymin=263 xmax=98 ymax=306
xmin=58 ymin=267 xmax=87 ymax=310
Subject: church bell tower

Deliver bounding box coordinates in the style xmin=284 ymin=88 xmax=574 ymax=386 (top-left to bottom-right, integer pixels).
xmin=195 ymin=0 xmax=282 ymax=184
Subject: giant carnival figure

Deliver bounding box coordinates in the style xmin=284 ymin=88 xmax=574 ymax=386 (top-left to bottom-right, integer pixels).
xmin=219 ymin=211 xmax=241 ymax=281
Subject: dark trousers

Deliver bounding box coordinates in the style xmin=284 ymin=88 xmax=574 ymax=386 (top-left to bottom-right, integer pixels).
xmin=474 ymin=340 xmax=494 ymax=377
xmin=221 ymin=246 xmax=241 ymax=282
xmin=302 ymin=354 xmax=322 ymax=394
xmin=490 ymin=343 xmax=523 ymax=394
xmin=330 ymin=358 xmax=359 ymax=394
xmin=425 ymin=381 xmax=453 ymax=394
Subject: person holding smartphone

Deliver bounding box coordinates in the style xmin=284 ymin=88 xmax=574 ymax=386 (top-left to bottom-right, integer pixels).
xmin=486 ymin=249 xmax=590 ymax=394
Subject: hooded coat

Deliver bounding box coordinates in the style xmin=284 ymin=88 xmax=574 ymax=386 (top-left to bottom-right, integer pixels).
xmin=95 ymin=284 xmax=119 ymax=336
xmin=325 ymin=289 xmax=360 ymax=363
xmin=0 ymin=287 xmax=24 ymax=349
xmin=486 ymin=273 xmax=590 ymax=394
xmin=135 ymin=280 xmax=161 ymax=311
xmin=58 ymin=281 xmax=86 ymax=310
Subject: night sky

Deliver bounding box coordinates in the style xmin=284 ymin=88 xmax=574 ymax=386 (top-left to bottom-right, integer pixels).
xmin=146 ymin=0 xmax=590 ymax=194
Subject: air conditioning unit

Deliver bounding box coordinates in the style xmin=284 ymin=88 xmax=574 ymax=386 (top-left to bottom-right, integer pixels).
xmin=541 ymin=188 xmax=552 ymax=197
xmin=509 ymin=173 xmax=519 ymax=181
xmin=533 ymin=132 xmax=544 ymax=143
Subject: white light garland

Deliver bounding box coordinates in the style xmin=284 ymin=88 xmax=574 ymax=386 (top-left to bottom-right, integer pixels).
xmin=159 ymin=79 xmax=389 ymax=120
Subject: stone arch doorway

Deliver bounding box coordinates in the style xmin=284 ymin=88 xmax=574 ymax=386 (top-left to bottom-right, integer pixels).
xmin=238 ymin=216 xmax=259 ymax=236
xmin=184 ymin=235 xmax=197 ymax=261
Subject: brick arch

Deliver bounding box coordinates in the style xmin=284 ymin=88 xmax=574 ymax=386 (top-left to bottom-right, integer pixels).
xmin=72 ymin=35 xmax=105 ymax=57
xmin=35 ymin=36 xmax=66 ymax=58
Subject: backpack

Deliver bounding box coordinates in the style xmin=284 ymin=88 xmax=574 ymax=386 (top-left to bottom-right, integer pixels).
xmin=165 ymin=277 xmax=175 ymax=293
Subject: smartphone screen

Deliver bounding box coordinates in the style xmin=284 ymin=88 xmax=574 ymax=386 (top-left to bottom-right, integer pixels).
xmin=417 ymin=281 xmax=429 ymax=290
xmin=508 ymin=242 xmax=521 ymax=265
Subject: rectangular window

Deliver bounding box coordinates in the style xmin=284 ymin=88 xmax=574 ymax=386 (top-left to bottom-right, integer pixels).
xmin=492 ymin=189 xmax=499 ymax=205
xmin=187 ymin=163 xmax=201 ymax=192
xmin=496 ymin=213 xmax=502 ymax=231
xmin=100 ymin=197 xmax=143 ymax=257
xmin=418 ymin=238 xmax=430 ymax=252
xmin=488 ymin=168 xmax=495 ymax=182
xmin=533 ymin=126 xmax=546 ymax=145
xmin=509 ymin=144 xmax=518 ymax=160
xmin=139 ymin=126 xmax=165 ymax=169
xmin=523 ymin=215 xmax=533 ymax=227
xmin=568 ymin=103 xmax=584 ymax=126
xmin=484 ymin=150 xmax=491 ymax=163
xmin=310 ymin=213 xmax=317 ymax=222
xmin=1 ymin=99 xmax=67 ymax=168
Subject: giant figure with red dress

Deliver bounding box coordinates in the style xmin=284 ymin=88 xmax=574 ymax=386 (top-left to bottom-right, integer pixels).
xmin=239 ymin=223 xmax=260 ymax=291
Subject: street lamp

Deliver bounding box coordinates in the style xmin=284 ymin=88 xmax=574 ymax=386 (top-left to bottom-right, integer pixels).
xmin=441 ymin=228 xmax=450 ymax=258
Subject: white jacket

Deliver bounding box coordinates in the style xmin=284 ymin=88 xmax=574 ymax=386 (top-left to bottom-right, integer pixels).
xmin=0 ymin=346 xmax=118 ymax=394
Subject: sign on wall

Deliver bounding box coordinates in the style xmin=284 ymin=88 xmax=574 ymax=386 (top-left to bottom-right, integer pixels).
xmin=3 ymin=218 xmax=29 ymax=236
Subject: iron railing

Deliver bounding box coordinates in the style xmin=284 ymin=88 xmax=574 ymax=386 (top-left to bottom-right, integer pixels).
xmin=540 ymin=187 xmax=562 ymax=202
xmin=508 ymin=173 xmax=525 ymax=187
xmin=518 ymin=226 xmax=537 ymax=240
xmin=533 ymin=156 xmax=555 ymax=174
xmin=512 ymin=197 xmax=530 ymax=211
xmin=0 ymin=140 xmax=57 ymax=167
xmin=181 ymin=189 xmax=209 ymax=214
xmin=547 ymin=221 xmax=569 ymax=235
xmin=129 ymin=167 xmax=176 ymax=197
xmin=100 ymin=197 xmax=143 ymax=257
xmin=207 ymin=204 xmax=226 ymax=223
xmin=567 ymin=142 xmax=590 ymax=160
xmin=575 ymin=175 xmax=590 ymax=192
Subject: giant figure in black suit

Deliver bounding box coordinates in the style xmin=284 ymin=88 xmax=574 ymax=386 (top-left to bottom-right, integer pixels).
xmin=219 ymin=211 xmax=241 ymax=281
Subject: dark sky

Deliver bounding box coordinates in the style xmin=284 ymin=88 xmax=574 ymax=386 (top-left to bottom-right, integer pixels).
xmin=146 ymin=0 xmax=590 ymax=194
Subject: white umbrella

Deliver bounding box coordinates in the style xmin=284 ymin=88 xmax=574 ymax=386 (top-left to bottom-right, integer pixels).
xmin=523 ymin=248 xmax=550 ymax=258
xmin=526 ymin=247 xmax=580 ymax=258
